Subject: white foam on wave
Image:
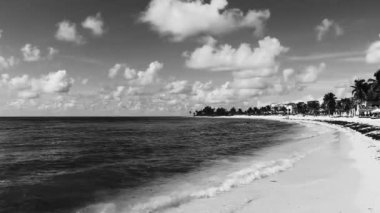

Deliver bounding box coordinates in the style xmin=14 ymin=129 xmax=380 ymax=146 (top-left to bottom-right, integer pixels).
xmin=128 ymin=153 xmax=305 ymax=213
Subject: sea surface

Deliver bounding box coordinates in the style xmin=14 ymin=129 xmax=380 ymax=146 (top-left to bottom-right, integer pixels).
xmin=0 ymin=117 xmax=328 ymax=213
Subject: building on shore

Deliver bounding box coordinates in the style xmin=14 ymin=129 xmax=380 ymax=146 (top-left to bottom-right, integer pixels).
xmin=284 ymin=103 xmax=296 ymax=114
xmin=357 ymin=100 xmax=380 ymax=116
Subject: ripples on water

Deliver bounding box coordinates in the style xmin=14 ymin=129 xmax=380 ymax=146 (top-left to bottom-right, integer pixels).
xmin=0 ymin=117 xmax=300 ymax=213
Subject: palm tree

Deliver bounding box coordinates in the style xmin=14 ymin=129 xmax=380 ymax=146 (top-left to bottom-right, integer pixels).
xmin=307 ymin=101 xmax=320 ymax=115
xmin=246 ymin=107 xmax=254 ymax=115
xmin=229 ymin=107 xmax=237 ymax=115
xmin=341 ymin=98 xmax=354 ymax=116
xmin=335 ymin=100 xmax=343 ymax=116
xmin=215 ymin=107 xmax=228 ymax=116
xmin=323 ymin=92 xmax=337 ymax=115
xmin=253 ymin=107 xmax=259 ymax=115
xmin=296 ymin=102 xmax=307 ymax=114
xmin=351 ymin=79 xmax=368 ymax=104
xmin=367 ymin=70 xmax=380 ymax=101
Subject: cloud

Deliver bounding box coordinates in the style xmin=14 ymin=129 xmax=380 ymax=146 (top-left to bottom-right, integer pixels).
xmin=81 ymin=78 xmax=89 ymax=85
xmin=82 ymin=13 xmax=105 ymax=36
xmin=55 ymin=20 xmax=84 ymax=44
xmin=288 ymin=51 xmax=363 ymax=62
xmin=113 ymin=86 xmax=125 ymax=100
xmin=108 ymin=63 xmax=124 ymax=79
xmin=333 ymin=80 xmax=354 ymax=99
xmin=165 ymin=80 xmax=191 ymax=94
xmin=36 ymin=70 xmax=73 ymax=93
xmin=104 ymin=86 xmax=125 ymax=101
xmin=21 ymin=44 xmax=41 ymax=62
xmin=185 ymin=36 xmax=288 ymax=73
xmin=0 ymin=29 xmax=3 ymax=39
xmin=296 ymin=63 xmax=326 ymax=83
xmin=130 ymin=61 xmax=163 ymax=86
xmin=366 ymin=35 xmax=380 ymax=64
xmin=140 ymin=0 xmax=270 ymax=41
xmin=190 ymin=81 xmax=232 ymax=104
xmin=124 ymin=67 xmax=137 ymax=80
xmin=108 ymin=61 xmax=163 ymax=86
xmin=18 ymin=90 xmax=40 ymax=99
xmin=278 ymin=63 xmax=325 ymax=94
xmin=8 ymin=99 xmax=37 ymax=109
xmin=283 ymin=68 xmax=295 ymax=82
xmin=0 ymin=73 xmax=9 ymax=84
xmin=193 ymin=62 xmax=326 ymax=104
xmin=1 ymin=70 xmax=74 ymax=99
xmin=183 ymin=37 xmax=298 ymax=104
xmin=47 ymin=47 xmax=59 ymax=58
xmin=8 ymin=74 xmax=30 ymax=90
xmin=21 ymin=44 xmax=58 ymax=62
xmin=31 ymin=96 xmax=80 ymax=112
xmin=315 ymin=18 xmax=343 ymax=41
xmin=0 ymin=56 xmax=18 ymax=70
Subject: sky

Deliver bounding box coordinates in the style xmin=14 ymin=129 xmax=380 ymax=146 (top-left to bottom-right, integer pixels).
xmin=1 ymin=0 xmax=380 ymax=116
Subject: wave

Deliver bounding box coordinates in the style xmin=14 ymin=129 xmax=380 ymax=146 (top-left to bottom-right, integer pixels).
xmin=77 ymin=153 xmax=305 ymax=213
xmin=127 ymin=153 xmax=305 ymax=213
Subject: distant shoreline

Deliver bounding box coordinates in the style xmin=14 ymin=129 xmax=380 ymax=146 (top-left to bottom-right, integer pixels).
xmin=220 ymin=114 xmax=380 ymax=141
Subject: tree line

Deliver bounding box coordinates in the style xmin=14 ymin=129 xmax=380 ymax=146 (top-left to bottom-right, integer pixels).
xmin=194 ymin=70 xmax=380 ymax=117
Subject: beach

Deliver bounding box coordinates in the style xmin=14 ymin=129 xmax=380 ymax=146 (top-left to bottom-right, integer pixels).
xmin=217 ymin=115 xmax=380 ymax=213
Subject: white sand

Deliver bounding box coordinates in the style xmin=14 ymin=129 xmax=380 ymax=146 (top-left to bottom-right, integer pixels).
xmin=239 ymin=115 xmax=380 ymax=212
xmin=162 ymin=116 xmax=380 ymax=213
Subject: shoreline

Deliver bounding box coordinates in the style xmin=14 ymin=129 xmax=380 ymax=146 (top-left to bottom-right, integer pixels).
xmin=227 ymin=115 xmax=380 ymax=212
xmin=230 ymin=115 xmax=380 ymax=147
xmin=152 ymin=115 xmax=380 ymax=213
xmin=230 ymin=114 xmax=380 ymax=165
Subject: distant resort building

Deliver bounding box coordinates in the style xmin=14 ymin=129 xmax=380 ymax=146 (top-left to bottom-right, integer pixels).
xmin=285 ymin=103 xmax=296 ymax=114
xmin=357 ymin=100 xmax=380 ymax=116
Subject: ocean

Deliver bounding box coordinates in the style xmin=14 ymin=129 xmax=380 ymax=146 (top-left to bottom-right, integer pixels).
xmin=0 ymin=117 xmax=334 ymax=213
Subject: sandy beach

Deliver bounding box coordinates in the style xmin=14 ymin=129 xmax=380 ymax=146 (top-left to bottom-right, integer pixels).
xmin=234 ymin=115 xmax=380 ymax=212
xmin=159 ymin=115 xmax=380 ymax=213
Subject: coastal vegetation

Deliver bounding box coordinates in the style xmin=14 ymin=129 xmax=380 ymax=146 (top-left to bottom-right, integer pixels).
xmin=195 ymin=70 xmax=380 ymax=117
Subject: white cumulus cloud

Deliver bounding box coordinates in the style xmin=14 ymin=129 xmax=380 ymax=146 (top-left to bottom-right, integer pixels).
xmin=315 ymin=18 xmax=343 ymax=41
xmin=165 ymin=80 xmax=190 ymax=94
xmin=185 ymin=36 xmax=288 ymax=73
xmin=279 ymin=63 xmax=326 ymax=93
xmin=108 ymin=63 xmax=124 ymax=79
xmin=140 ymin=0 xmax=270 ymax=41
xmin=1 ymin=70 xmax=74 ymax=99
xmin=108 ymin=61 xmax=163 ymax=86
xmin=35 ymin=70 xmax=74 ymax=93
xmin=21 ymin=44 xmax=58 ymax=62
xmin=132 ymin=61 xmax=163 ymax=86
xmin=366 ymin=35 xmax=380 ymax=64
xmin=184 ymin=37 xmax=292 ymax=103
xmin=21 ymin=44 xmax=41 ymax=62
xmin=283 ymin=68 xmax=295 ymax=82
xmin=82 ymin=13 xmax=105 ymax=36
xmin=296 ymin=63 xmax=326 ymax=83
xmin=55 ymin=20 xmax=85 ymax=44
xmin=0 ymin=56 xmax=18 ymax=70
xmin=47 ymin=47 xmax=59 ymax=59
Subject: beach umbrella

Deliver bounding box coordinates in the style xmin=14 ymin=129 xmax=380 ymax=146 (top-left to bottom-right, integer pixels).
xmin=371 ymin=108 xmax=380 ymax=114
